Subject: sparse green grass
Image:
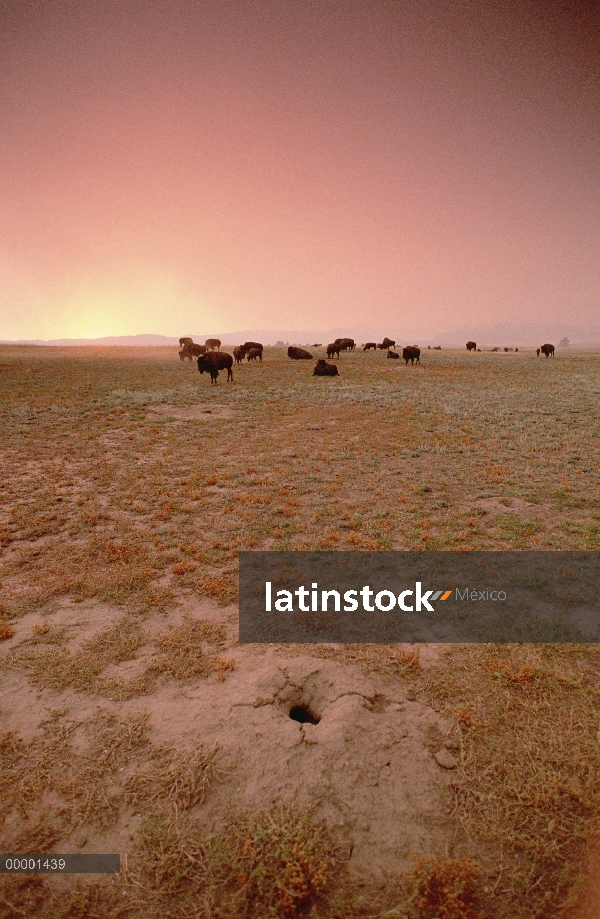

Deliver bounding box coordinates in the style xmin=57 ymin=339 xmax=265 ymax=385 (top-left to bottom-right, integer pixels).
xmin=1 ymin=345 xmax=600 ymax=918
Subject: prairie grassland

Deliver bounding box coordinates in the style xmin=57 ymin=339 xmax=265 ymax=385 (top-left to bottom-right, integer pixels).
xmin=0 ymin=344 xmax=599 ymax=919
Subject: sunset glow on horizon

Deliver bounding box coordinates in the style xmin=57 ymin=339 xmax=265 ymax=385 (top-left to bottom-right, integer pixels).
xmin=1 ymin=0 xmax=599 ymax=341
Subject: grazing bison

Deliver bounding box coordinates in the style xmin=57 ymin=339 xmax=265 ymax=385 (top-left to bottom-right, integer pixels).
xmin=466 ymin=341 xmax=477 ymax=351
xmin=363 ymin=342 xmax=377 ymax=351
xmin=179 ymin=337 xmax=193 ymax=347
xmin=540 ymin=343 xmax=555 ymax=358
xmin=491 ymin=347 xmax=499 ymax=352
xmin=233 ymin=346 xmax=244 ymax=365
xmin=326 ymin=343 xmax=341 ymax=359
xmin=387 ymin=350 xmax=400 ymax=359
xmin=335 ymin=337 xmax=355 ymax=351
xmin=180 ymin=343 xmax=207 ymax=361
xmin=378 ymin=337 xmax=395 ymax=350
xmin=205 ymin=338 xmax=221 ymax=350
xmin=197 ymin=351 xmax=233 ymax=384
xmin=402 ymin=346 xmax=420 ymax=365
xmin=288 ymin=346 xmax=313 ymax=360
xmin=433 ymin=346 xmax=442 ymax=350
xmin=242 ymin=341 xmax=263 ymax=354
xmin=246 ymin=348 xmax=263 ymax=362
xmin=313 ymin=359 xmax=339 ymax=377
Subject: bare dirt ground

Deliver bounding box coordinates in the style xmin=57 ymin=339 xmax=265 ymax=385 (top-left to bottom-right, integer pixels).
xmin=1 ymin=344 xmax=599 ymax=918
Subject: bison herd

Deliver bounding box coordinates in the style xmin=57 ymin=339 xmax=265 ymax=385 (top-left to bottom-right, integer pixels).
xmin=179 ymin=335 xmax=560 ymax=384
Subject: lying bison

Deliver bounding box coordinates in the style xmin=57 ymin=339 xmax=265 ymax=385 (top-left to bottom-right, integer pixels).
xmin=313 ymin=359 xmax=339 ymax=377
xmin=247 ymin=348 xmax=263 ymax=362
xmin=540 ymin=343 xmax=555 ymax=358
xmin=363 ymin=342 xmax=377 ymax=351
xmin=466 ymin=341 xmax=477 ymax=351
xmin=387 ymin=350 xmax=400 ymax=359
xmin=197 ymin=352 xmax=233 ymax=384
xmin=205 ymin=338 xmax=221 ymax=350
xmin=326 ymin=343 xmax=341 ymax=359
xmin=403 ymin=346 xmax=420 ymax=365
xmin=288 ymin=346 xmax=312 ymax=360
xmin=180 ymin=342 xmax=207 ymax=361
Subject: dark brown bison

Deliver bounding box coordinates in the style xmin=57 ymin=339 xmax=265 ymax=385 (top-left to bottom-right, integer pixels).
xmin=433 ymin=346 xmax=442 ymax=350
xmin=402 ymin=346 xmax=420 ymax=365
xmin=387 ymin=350 xmax=400 ymax=359
xmin=313 ymin=359 xmax=339 ymax=377
xmin=246 ymin=348 xmax=262 ymax=362
xmin=241 ymin=341 xmax=263 ymax=354
xmin=180 ymin=343 xmax=207 ymax=361
xmin=326 ymin=343 xmax=341 ymax=359
xmin=205 ymin=338 xmax=221 ymax=350
xmin=536 ymin=348 xmax=541 ymax=357
xmin=233 ymin=346 xmax=244 ymax=364
xmin=378 ymin=337 xmax=395 ymax=350
xmin=197 ymin=352 xmax=233 ymax=383
xmin=363 ymin=342 xmax=377 ymax=351
xmin=336 ymin=338 xmax=355 ymax=351
xmin=491 ymin=347 xmax=499 ymax=352
xmin=466 ymin=341 xmax=477 ymax=351
xmin=288 ymin=346 xmax=312 ymax=360
xmin=179 ymin=337 xmax=193 ymax=347
xmin=540 ymin=343 xmax=555 ymax=358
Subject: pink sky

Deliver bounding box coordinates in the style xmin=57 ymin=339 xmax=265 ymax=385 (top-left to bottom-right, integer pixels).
xmin=1 ymin=0 xmax=598 ymax=340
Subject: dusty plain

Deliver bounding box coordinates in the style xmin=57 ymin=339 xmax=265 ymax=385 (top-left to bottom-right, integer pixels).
xmin=0 ymin=344 xmax=599 ymax=918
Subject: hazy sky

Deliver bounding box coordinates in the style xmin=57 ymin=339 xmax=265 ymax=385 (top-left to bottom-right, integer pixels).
xmin=1 ymin=0 xmax=598 ymax=340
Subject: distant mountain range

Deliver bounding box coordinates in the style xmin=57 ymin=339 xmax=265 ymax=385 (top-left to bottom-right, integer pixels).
xmin=2 ymin=321 xmax=600 ymax=348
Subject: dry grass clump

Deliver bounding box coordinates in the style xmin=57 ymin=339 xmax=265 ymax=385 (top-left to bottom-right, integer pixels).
xmin=403 ymin=856 xmax=481 ymax=919
xmin=124 ymin=745 xmax=220 ymax=817
xmin=418 ymin=644 xmax=600 ymax=917
xmin=0 ymin=622 xmax=14 ymax=640
xmin=132 ymin=805 xmax=344 ymax=919
xmin=12 ymin=616 xmax=145 ymax=693
xmin=151 ymin=616 xmax=231 ymax=682
xmin=313 ymin=643 xmax=421 ymax=677
xmin=0 ymin=871 xmax=125 ymax=919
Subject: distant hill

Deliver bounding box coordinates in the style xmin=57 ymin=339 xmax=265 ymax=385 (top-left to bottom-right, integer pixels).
xmin=2 ymin=321 xmax=599 ymax=348
xmin=430 ymin=321 xmax=600 ymax=348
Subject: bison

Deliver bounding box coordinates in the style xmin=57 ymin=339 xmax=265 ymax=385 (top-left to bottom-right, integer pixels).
xmin=387 ymin=350 xmax=400 ymax=359
xmin=233 ymin=346 xmax=244 ymax=365
xmin=288 ymin=346 xmax=313 ymax=360
xmin=205 ymin=338 xmax=221 ymax=350
xmin=242 ymin=341 xmax=263 ymax=354
xmin=326 ymin=343 xmax=341 ymax=359
xmin=180 ymin=343 xmax=207 ymax=361
xmin=540 ymin=343 xmax=555 ymax=358
xmin=433 ymin=346 xmax=442 ymax=350
xmin=179 ymin=337 xmax=193 ymax=347
xmin=197 ymin=351 xmax=233 ymax=384
xmin=335 ymin=338 xmax=355 ymax=351
xmin=363 ymin=342 xmax=377 ymax=351
xmin=378 ymin=337 xmax=395 ymax=349
xmin=402 ymin=346 xmax=420 ymax=365
xmin=466 ymin=341 xmax=477 ymax=351
xmin=536 ymin=348 xmax=541 ymax=357
xmin=313 ymin=359 xmax=339 ymax=377
xmin=246 ymin=348 xmax=262 ymax=362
